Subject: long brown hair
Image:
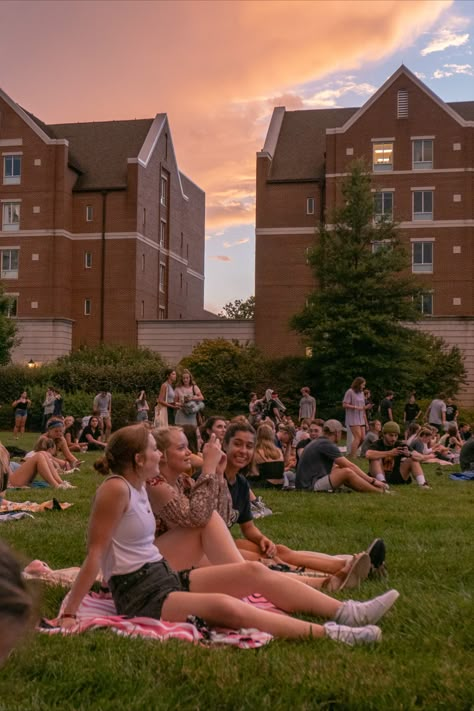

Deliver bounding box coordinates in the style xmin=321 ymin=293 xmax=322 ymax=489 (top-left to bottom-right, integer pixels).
xmin=255 ymin=425 xmax=282 ymax=463
xmin=94 ymin=425 xmax=149 ymax=477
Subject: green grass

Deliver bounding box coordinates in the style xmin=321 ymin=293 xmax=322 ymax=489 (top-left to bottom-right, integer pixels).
xmin=0 ymin=430 xmax=473 ymax=710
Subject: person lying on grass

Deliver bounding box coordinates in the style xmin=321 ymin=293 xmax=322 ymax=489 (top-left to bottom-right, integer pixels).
xmin=60 ymin=424 xmax=399 ymax=646
xmin=0 ymin=442 xmax=74 ymax=489
xmin=147 ymin=425 xmax=385 ymax=591
xmin=0 ymin=541 xmax=34 ymax=666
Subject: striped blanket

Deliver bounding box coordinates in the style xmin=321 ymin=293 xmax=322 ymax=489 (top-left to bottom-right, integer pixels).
xmin=40 ymin=591 xmax=274 ymax=649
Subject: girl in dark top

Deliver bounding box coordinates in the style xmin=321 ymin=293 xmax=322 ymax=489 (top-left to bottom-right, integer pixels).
xmin=12 ymin=391 xmax=32 ymax=439
xmin=79 ymin=416 xmax=106 ymax=450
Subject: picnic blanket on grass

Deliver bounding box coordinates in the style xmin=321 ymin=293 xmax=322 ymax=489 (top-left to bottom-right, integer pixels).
xmin=0 ymin=511 xmax=35 ymax=522
xmin=0 ymin=498 xmax=73 ymax=513
xmin=39 ymin=591 xmax=275 ymax=649
xmin=449 ymin=471 xmax=474 ymax=481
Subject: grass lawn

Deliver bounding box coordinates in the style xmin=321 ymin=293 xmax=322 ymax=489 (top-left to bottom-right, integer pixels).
xmin=0 ymin=430 xmax=473 ymax=711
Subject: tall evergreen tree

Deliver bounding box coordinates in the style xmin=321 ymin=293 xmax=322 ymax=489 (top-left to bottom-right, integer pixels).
xmin=0 ymin=285 xmax=18 ymax=365
xmin=291 ymin=160 xmax=465 ymax=400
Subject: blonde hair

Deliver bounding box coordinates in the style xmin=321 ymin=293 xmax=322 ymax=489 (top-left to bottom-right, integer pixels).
xmin=152 ymin=426 xmax=183 ymax=454
xmin=255 ymin=425 xmax=282 ymax=462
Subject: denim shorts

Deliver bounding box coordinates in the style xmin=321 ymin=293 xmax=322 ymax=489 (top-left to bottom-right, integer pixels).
xmin=109 ymin=560 xmax=191 ymax=619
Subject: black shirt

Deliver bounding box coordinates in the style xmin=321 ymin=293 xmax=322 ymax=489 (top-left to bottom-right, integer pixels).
xmin=226 ymin=474 xmax=252 ymax=525
xmin=379 ymin=398 xmax=393 ymax=423
xmin=460 ymin=439 xmax=474 ymax=472
xmin=367 ymin=438 xmax=405 ymax=485
xmin=445 ymin=404 xmax=458 ymax=422
xmin=404 ymin=402 xmax=420 ymax=422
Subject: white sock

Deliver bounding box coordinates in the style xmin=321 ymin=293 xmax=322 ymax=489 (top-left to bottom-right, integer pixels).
xmin=416 ymin=474 xmax=426 ymax=486
xmin=375 ymin=473 xmax=386 ymax=482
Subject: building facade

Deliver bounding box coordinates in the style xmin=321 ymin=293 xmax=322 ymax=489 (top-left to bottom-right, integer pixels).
xmin=0 ymin=88 xmax=205 ymax=362
xmin=255 ymin=65 xmax=474 ymax=358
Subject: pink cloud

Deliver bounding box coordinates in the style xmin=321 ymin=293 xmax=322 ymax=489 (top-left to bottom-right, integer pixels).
xmin=209 ymin=255 xmax=232 ymax=262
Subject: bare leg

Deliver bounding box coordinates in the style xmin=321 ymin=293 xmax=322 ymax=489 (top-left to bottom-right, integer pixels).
xmin=331 ymin=467 xmax=384 ymax=493
xmin=162 ymin=590 xmax=325 ymax=639
xmin=9 ymin=453 xmax=63 ymax=488
xmin=57 ymin=437 xmax=79 ymax=465
xmin=156 ymin=511 xmax=245 ymax=570
xmin=235 ymin=539 xmax=347 ymax=574
xmin=350 ymin=426 xmax=363 ymax=458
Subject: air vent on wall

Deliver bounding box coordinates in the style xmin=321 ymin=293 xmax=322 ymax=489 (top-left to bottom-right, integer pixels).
xmin=397 ymin=90 xmax=408 ymax=118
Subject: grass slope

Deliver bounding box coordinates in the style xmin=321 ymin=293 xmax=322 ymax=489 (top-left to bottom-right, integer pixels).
xmin=0 ymin=431 xmax=473 ymax=711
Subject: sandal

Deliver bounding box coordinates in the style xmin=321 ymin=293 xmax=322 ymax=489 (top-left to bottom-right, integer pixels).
xmin=324 ymin=552 xmax=371 ymax=592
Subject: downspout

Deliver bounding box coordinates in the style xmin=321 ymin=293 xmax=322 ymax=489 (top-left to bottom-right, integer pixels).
xmin=100 ymin=190 xmax=108 ymax=343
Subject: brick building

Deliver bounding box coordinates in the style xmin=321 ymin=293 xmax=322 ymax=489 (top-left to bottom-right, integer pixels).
xmin=0 ymin=87 xmax=205 ymax=361
xmin=255 ymin=65 xmax=474 ymax=357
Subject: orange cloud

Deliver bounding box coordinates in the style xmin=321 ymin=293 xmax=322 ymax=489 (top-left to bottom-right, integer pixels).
xmin=209 ymin=255 xmax=232 ymax=262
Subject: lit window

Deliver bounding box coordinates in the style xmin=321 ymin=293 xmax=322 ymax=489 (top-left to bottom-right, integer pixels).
xmin=413 ymin=191 xmax=433 ymax=221
xmin=5 ymin=294 xmax=18 ymax=317
xmin=159 ymin=263 xmax=166 ymax=293
xmin=84 ymin=298 xmax=91 ymax=315
xmin=86 ymin=206 xmax=94 ymax=222
xmin=1 ymin=249 xmax=19 ymax=279
xmin=413 ymin=140 xmax=433 ymax=170
xmin=160 ymin=221 xmax=166 ymax=247
xmin=84 ymin=252 xmax=92 ymax=269
xmin=306 ymin=197 xmax=315 ymax=215
xmin=374 ymin=192 xmax=393 ymax=222
xmin=373 ymin=143 xmax=393 ymax=171
xmin=2 ymin=202 xmax=20 ymax=231
xmin=421 ymin=293 xmax=433 ymax=315
xmin=160 ymin=175 xmax=168 ymax=206
xmin=3 ymin=155 xmax=22 ymax=185
xmin=413 ymin=241 xmax=433 ymax=273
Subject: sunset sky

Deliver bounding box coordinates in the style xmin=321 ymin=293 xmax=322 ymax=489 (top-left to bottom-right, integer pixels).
xmin=1 ymin=0 xmax=472 ymax=312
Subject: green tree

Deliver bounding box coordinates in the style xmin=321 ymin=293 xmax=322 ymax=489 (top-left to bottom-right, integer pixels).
xmin=0 ymin=285 xmax=18 ymax=365
xmin=291 ymin=160 xmax=466 ymax=401
xmin=218 ymin=296 xmax=255 ymax=319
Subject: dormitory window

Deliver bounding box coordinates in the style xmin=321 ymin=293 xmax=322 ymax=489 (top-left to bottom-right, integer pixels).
xmin=374 ymin=192 xmax=393 ymax=222
xmin=372 ymin=240 xmax=392 ymax=254
xmin=421 ymin=293 xmax=433 ymax=316
xmin=1 ymin=249 xmax=19 ymax=279
xmin=84 ymin=298 xmax=91 ymax=316
xmin=160 ymin=175 xmax=168 ymax=206
xmin=159 ymin=307 xmax=165 ymax=320
xmin=86 ymin=206 xmax=94 ymax=222
xmin=5 ymin=295 xmax=18 ymax=317
xmin=412 ymin=241 xmax=433 ymax=273
xmin=160 ymin=221 xmax=166 ymax=247
xmin=2 ymin=202 xmax=20 ymax=231
xmin=413 ymin=191 xmax=433 ymax=221
xmin=413 ymin=140 xmax=433 ymax=170
xmin=3 ymin=155 xmax=22 ymax=185
xmin=84 ymin=252 xmax=92 ymax=269
xmin=306 ymin=197 xmax=315 ymax=215
xmin=159 ymin=263 xmax=166 ymax=293
xmin=372 ymin=143 xmax=393 ymax=171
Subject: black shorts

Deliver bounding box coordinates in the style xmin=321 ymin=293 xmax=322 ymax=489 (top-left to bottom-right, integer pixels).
xmin=109 ymin=560 xmax=191 ymax=619
xmin=385 ymin=468 xmax=412 ymax=486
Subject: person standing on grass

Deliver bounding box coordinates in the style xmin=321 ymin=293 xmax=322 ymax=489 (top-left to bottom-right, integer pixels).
xmin=445 ymin=397 xmax=458 ymax=426
xmin=379 ymin=391 xmax=395 ymax=425
xmin=299 ymin=387 xmax=316 ymax=422
xmin=403 ymin=394 xmax=421 ymax=438
xmin=42 ymin=387 xmax=56 ymax=431
xmin=93 ymin=390 xmax=112 ymax=442
xmin=296 ymin=420 xmax=388 ymax=493
xmin=425 ymin=394 xmax=446 ymax=434
xmin=59 ymin=423 xmax=398 ymax=645
xmin=12 ymin=391 xmax=31 ymax=439
xmin=365 ymin=422 xmax=431 ymax=489
xmin=343 ymin=377 xmax=369 ymax=458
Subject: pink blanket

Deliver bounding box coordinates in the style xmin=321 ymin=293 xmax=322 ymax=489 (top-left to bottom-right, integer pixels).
xmin=40 ymin=591 xmax=274 ymax=649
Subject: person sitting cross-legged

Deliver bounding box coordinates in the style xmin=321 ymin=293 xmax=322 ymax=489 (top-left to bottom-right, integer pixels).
xmin=365 ymin=422 xmax=431 ymax=489
xmin=295 ymin=420 xmax=388 ymax=493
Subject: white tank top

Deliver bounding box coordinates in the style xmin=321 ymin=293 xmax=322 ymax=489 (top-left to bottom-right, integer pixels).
xmin=101 ymin=475 xmax=162 ymax=582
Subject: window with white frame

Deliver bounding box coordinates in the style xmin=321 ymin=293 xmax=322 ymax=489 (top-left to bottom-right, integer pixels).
xmin=413 ymin=140 xmax=433 ymax=170
xmin=84 ymin=298 xmax=91 ymax=315
xmin=413 ymin=191 xmax=433 ymax=220
xmin=5 ymin=294 xmax=18 ymax=317
xmin=159 ymin=263 xmax=166 ymax=292
xmin=306 ymin=197 xmax=315 ymax=215
xmin=421 ymin=293 xmax=433 ymax=316
xmin=374 ymin=191 xmax=393 ymax=222
xmin=3 ymin=155 xmax=22 ymax=185
xmin=160 ymin=175 xmax=168 ymax=206
xmin=1 ymin=249 xmax=19 ymax=278
xmin=2 ymin=202 xmax=20 ymax=231
xmin=84 ymin=251 xmax=92 ymax=269
xmin=86 ymin=205 xmax=94 ymax=222
xmin=158 ymin=306 xmax=165 ymax=320
xmin=412 ymin=241 xmax=433 ymax=273
xmin=373 ymin=143 xmax=393 ymax=171
xmin=371 ymin=240 xmax=393 ymax=253
xmin=160 ymin=220 xmax=166 ymax=247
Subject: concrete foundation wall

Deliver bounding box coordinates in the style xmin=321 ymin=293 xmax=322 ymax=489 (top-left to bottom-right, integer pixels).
xmin=11 ymin=318 xmax=73 ymax=364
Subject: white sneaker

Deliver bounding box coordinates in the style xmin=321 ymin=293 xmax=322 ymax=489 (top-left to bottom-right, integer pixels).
xmin=336 ymin=589 xmax=399 ymax=626
xmin=324 ymin=621 xmax=382 ymax=646
xmin=58 ymin=481 xmax=77 ymax=490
